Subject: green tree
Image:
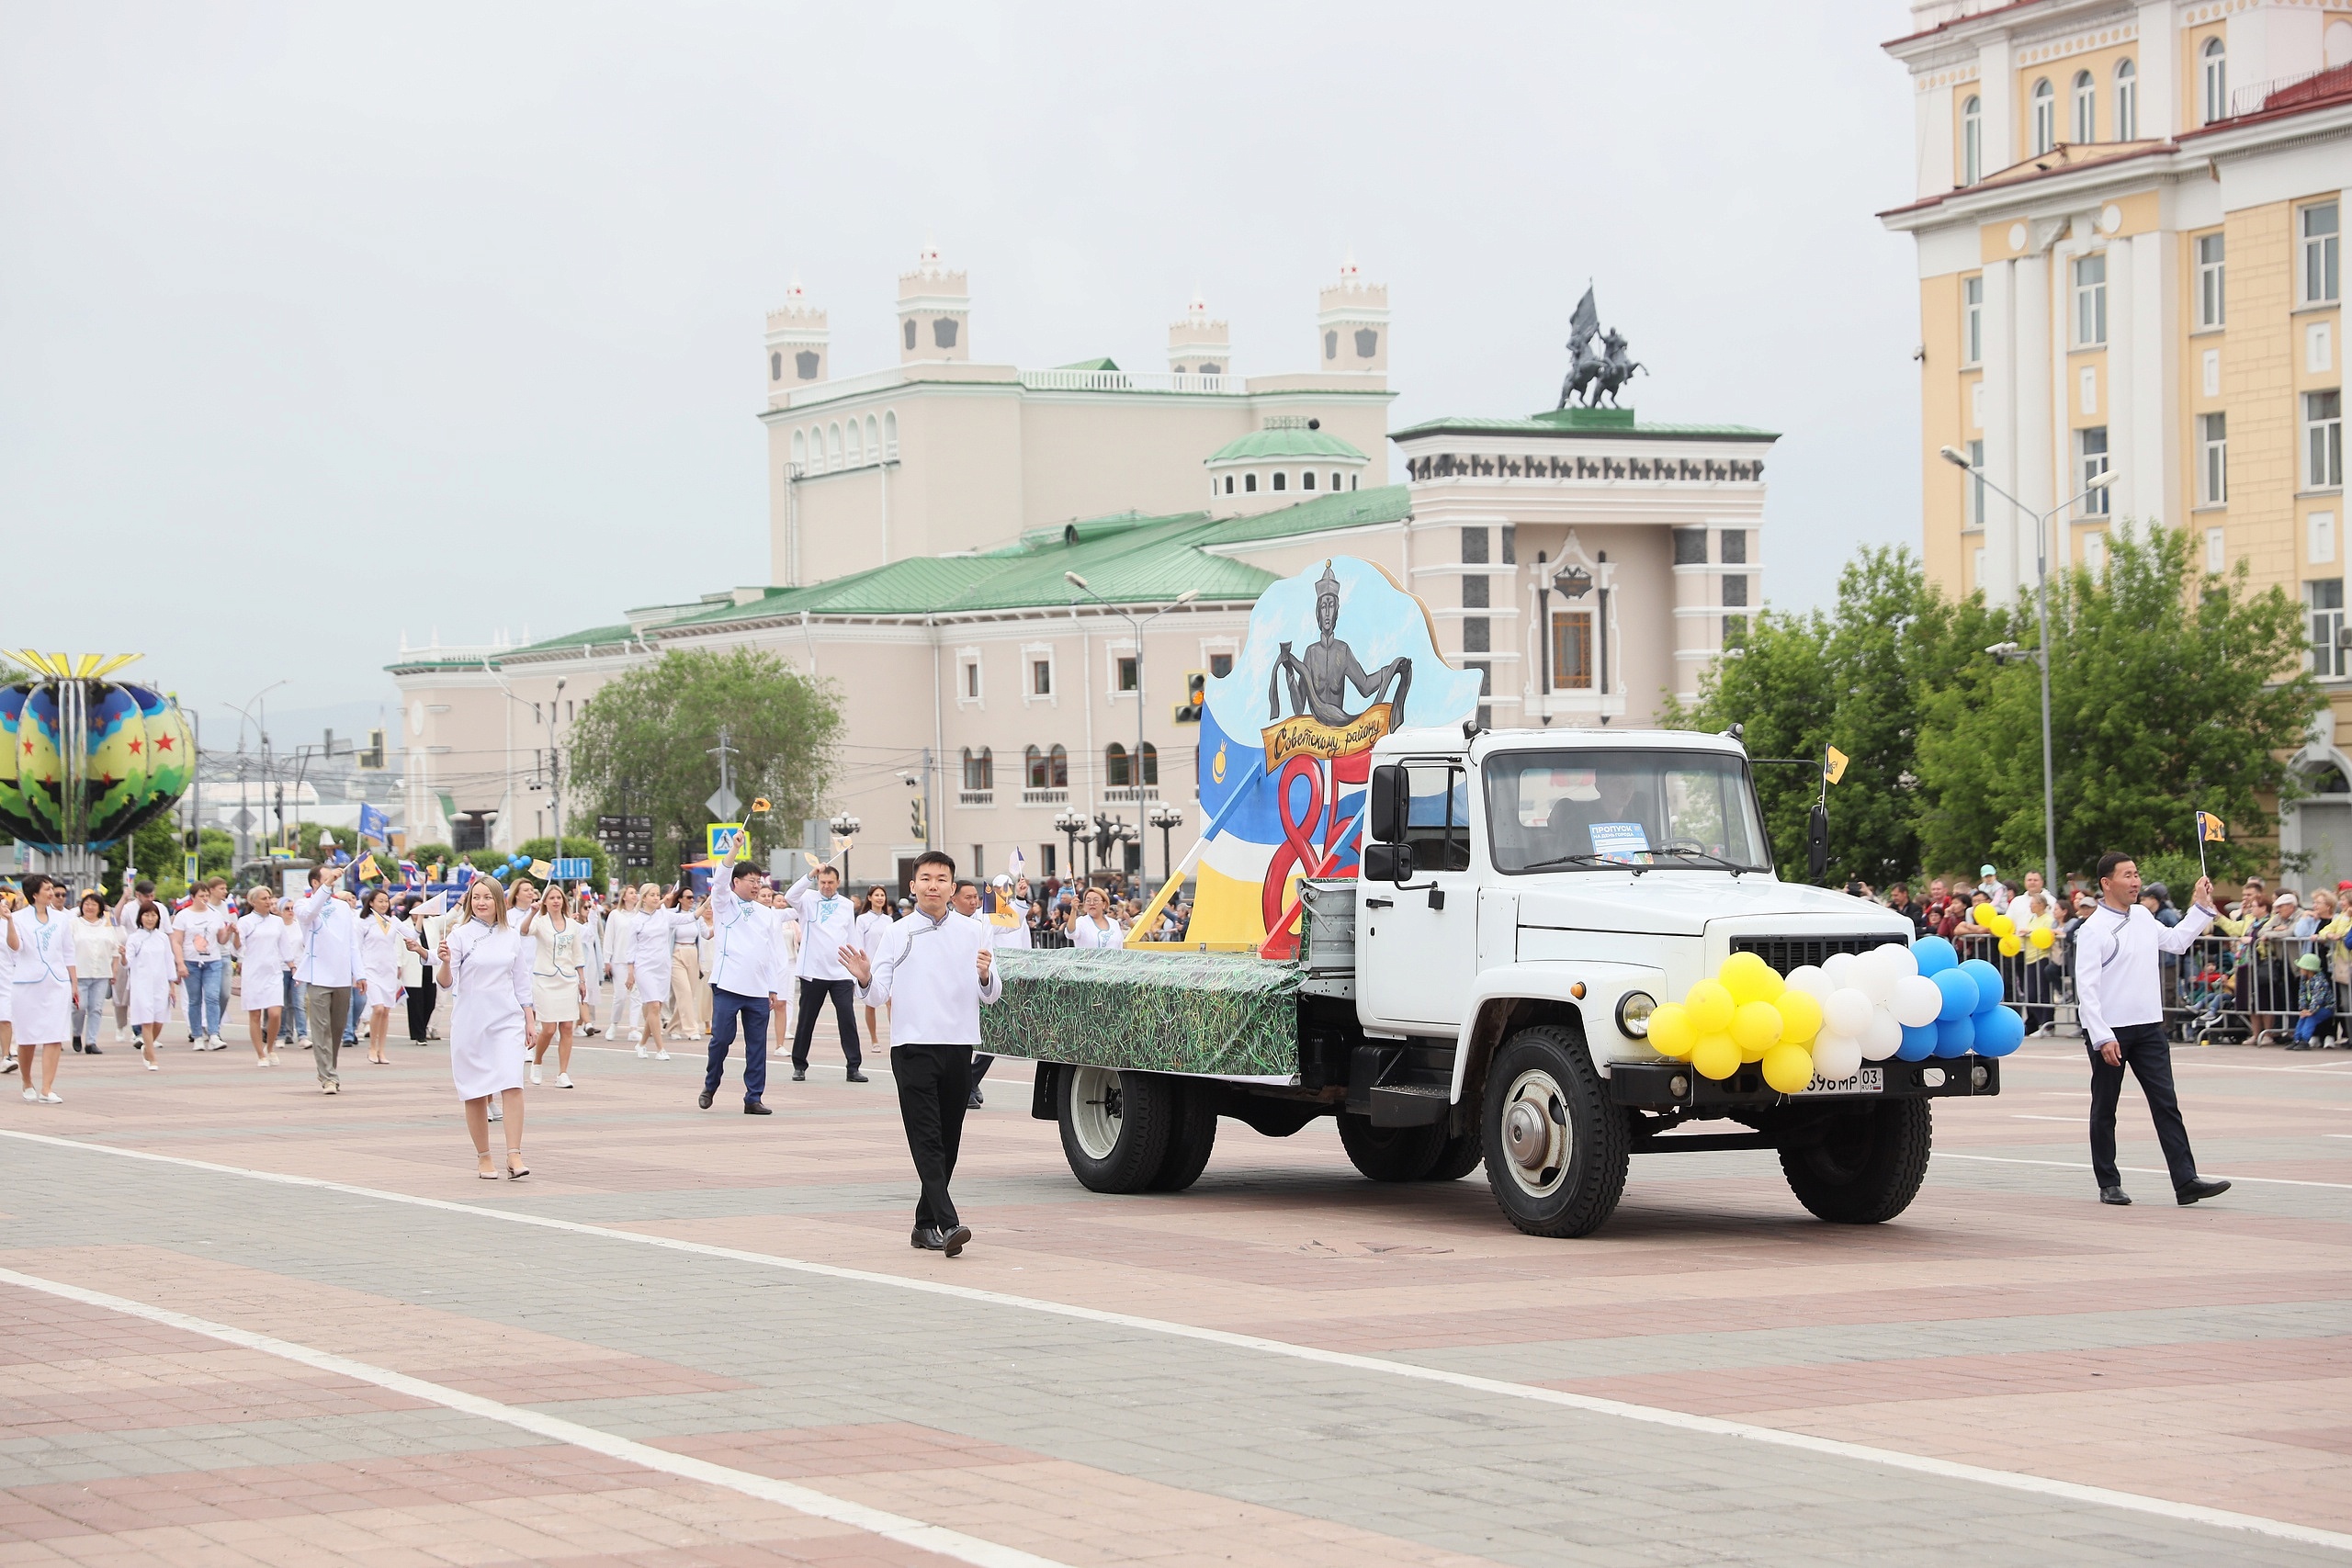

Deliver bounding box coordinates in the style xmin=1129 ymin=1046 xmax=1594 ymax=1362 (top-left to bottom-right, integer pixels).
xmin=565 ymin=649 xmax=840 ymax=881
xmin=1916 ymin=524 xmax=2318 ymax=884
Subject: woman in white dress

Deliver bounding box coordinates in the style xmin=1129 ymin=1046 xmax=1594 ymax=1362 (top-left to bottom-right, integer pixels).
xmin=1069 ymin=885 xmax=1125 ymax=949
xmin=436 ymin=877 xmax=533 ymax=1179
xmin=236 ymin=885 xmax=296 ymax=1065
xmin=122 ymin=901 xmax=181 ymax=1071
xmin=604 ymin=886 xmax=641 ymax=1046
xmin=0 ymin=887 xmax=15 ymax=1080
xmin=575 ymin=893 xmax=603 ymax=1036
xmin=357 ymin=886 xmax=421 ymax=1066
xmin=522 ymin=884 xmax=587 ymax=1088
xmin=8 ymin=874 xmax=79 ymax=1102
xmin=854 ymin=885 xmax=895 ymax=1046
xmin=627 ymin=882 xmax=684 ymax=1057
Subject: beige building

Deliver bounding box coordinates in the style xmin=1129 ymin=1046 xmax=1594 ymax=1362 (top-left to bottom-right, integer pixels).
xmin=390 ymin=250 xmax=1780 ymax=888
xmin=1883 ymin=0 xmax=2351 ymax=871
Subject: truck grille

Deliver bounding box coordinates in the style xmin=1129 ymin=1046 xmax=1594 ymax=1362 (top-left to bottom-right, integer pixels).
xmin=1730 ymin=932 xmax=1908 ymax=976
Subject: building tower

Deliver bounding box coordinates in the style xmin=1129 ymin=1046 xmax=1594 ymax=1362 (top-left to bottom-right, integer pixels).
xmin=1167 ymin=289 xmax=1231 ymax=378
xmin=763 ymin=276 xmax=827 ymax=407
xmin=897 ymin=239 xmax=970 ymax=364
xmin=1317 ymin=254 xmax=1388 ymax=377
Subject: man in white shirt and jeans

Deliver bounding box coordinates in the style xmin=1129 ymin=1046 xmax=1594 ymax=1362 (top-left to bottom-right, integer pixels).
xmin=840 ymin=850 xmax=1001 ymax=1257
xmin=2073 ymin=852 xmax=2231 ymax=1207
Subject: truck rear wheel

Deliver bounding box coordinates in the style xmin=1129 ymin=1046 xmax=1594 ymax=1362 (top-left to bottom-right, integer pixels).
xmin=1057 ymin=1065 xmax=1176 ymax=1193
xmin=1779 ymin=1100 xmax=1931 ymax=1224
xmin=1423 ymin=1125 xmax=1484 ymax=1182
xmin=1337 ymin=1113 xmax=1445 ymax=1181
xmin=1481 ymin=1026 xmax=1629 ymax=1237
xmin=1148 ymin=1082 xmax=1218 ymax=1192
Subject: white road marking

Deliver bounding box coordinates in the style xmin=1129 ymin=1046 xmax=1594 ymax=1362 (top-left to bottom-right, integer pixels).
xmin=1938 ymin=1151 xmax=2352 ymax=1190
xmin=2009 ymin=1114 xmax=2081 ymax=1122
xmin=0 ymin=1263 xmax=1072 ymax=1568
xmin=2 ymin=1129 xmax=2346 ymax=1554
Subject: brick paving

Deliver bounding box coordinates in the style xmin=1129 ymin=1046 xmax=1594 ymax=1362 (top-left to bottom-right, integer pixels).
xmin=0 ymin=1020 xmax=2347 ymax=1564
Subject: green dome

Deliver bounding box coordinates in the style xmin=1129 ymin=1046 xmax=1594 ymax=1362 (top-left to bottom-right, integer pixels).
xmin=1205 ymin=424 xmax=1368 ymax=465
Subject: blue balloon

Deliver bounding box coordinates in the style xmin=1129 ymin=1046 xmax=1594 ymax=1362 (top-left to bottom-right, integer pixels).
xmin=1973 ymin=1006 xmax=2025 ymax=1056
xmin=1932 ymin=966 xmax=1981 ymax=1021
xmin=1914 ymin=934 xmax=1959 ymax=976
xmin=1960 ymin=959 xmax=2006 ymax=1012
xmin=1896 ymin=1022 xmax=1940 ymax=1061
xmin=1935 ymin=1012 xmax=1977 ymax=1056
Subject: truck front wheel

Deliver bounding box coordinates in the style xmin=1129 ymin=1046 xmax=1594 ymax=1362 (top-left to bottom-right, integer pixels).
xmin=1057 ymin=1066 xmax=1174 ymax=1193
xmin=1337 ymin=1113 xmax=1445 ymax=1181
xmin=1779 ymin=1100 xmax=1931 ymax=1224
xmin=1481 ymin=1026 xmax=1629 ymax=1237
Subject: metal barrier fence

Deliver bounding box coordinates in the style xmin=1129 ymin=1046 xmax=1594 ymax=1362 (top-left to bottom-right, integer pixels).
xmin=1943 ymin=927 xmax=2346 ymax=1047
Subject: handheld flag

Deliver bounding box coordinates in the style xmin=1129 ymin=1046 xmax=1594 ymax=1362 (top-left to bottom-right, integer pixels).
xmin=528 ymin=858 xmax=554 ymax=880
xmin=355 ymin=854 xmax=380 ymax=883
xmin=1823 ymin=746 xmax=1849 ymax=786
xmin=2196 ymin=809 xmax=2226 ymax=882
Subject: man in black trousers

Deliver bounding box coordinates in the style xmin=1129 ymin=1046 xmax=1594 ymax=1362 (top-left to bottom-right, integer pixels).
xmin=838 ymin=850 xmax=1000 ymax=1256
xmin=2072 ymin=852 xmax=2232 ymax=1207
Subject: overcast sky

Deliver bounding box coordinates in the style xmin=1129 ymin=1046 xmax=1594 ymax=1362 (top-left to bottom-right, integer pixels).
xmin=1 ymin=2 xmax=1924 ymax=740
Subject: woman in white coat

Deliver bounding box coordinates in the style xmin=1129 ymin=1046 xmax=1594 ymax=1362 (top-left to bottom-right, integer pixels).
xmin=854 ymin=884 xmax=895 ymax=1047
xmin=8 ymin=874 xmax=78 ymax=1102
xmin=626 ymin=882 xmax=687 ymax=1057
xmin=436 ymin=876 xmax=533 ymax=1179
xmin=575 ymin=893 xmax=603 ymax=1036
xmin=237 ymin=885 xmax=296 ymax=1065
xmin=1069 ymin=885 xmax=1125 ymax=949
xmin=122 ymin=900 xmax=182 ymax=1071
xmin=357 ymin=886 xmax=421 ymax=1065
xmin=522 ymin=884 xmax=587 ymax=1088
xmin=603 ymin=886 xmax=641 ymax=1046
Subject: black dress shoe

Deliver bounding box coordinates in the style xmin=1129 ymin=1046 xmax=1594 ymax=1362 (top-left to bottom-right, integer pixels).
xmin=791 ymin=1066 xmax=807 ymax=1082
xmin=84 ymin=1043 xmax=101 ymax=1055
xmin=2177 ymin=1176 xmax=2232 ymax=1205
xmin=967 ymin=1089 xmax=984 ymax=1110
xmin=939 ymin=1224 xmax=970 ymax=1258
xmin=845 ymin=1069 xmax=867 ymax=1083
xmin=70 ymin=1040 xmax=83 ymax=1054
xmin=744 ymin=1100 xmax=772 ymax=1114
xmin=910 ymin=1225 xmax=944 ymax=1250
xmin=697 ymin=1089 xmax=714 ymax=1110
xmin=2098 ymin=1185 xmax=2132 ymax=1205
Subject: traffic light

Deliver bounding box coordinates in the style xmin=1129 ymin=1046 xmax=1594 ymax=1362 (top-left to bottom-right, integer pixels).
xmin=358 ymin=728 xmax=387 ymax=770
xmin=1173 ymin=671 xmax=1205 ymax=724
xmin=910 ymin=798 xmax=928 ymax=841
xmin=182 ymin=829 xmax=198 ymax=852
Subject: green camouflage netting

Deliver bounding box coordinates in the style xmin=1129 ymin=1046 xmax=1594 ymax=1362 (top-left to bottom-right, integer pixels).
xmin=981 ymin=947 xmax=1303 ymax=1077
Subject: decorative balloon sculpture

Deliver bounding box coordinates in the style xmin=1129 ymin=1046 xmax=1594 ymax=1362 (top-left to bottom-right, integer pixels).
xmin=0 ymin=654 xmax=194 ymax=860
xmin=1646 ymin=937 xmax=2021 ymax=1092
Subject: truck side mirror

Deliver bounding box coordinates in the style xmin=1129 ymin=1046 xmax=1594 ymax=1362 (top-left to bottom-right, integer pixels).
xmin=1806 ymin=802 xmax=1829 ymax=882
xmin=1368 ymin=764 xmax=1408 ymax=843
xmin=1363 ymin=841 xmax=1415 ymax=883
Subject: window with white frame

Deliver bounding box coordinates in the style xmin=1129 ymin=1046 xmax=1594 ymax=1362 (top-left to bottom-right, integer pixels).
xmin=2196 ymin=232 xmax=2225 ymax=328
xmin=2072 ymin=70 xmax=2096 ymax=143
xmin=1963 ymin=275 xmax=1983 ymax=365
xmin=2312 ymin=580 xmax=2347 ymax=678
xmin=2206 ymin=525 xmax=2227 ymax=573
xmin=883 ymin=409 xmax=899 ymax=458
xmin=827 ymin=423 xmax=843 ymax=468
xmin=2200 ymin=412 xmax=2228 ymax=505
xmin=2078 ymin=426 xmax=2110 ymax=513
xmin=1114 ymin=650 xmax=1138 ymax=694
xmin=791 ymin=429 xmax=807 ymax=469
xmin=2074 ymin=254 xmax=2107 ymax=346
xmin=1967 ymin=439 xmax=1986 ymax=526
xmin=1023 ymin=645 xmax=1056 ymax=701
xmin=2310 ymin=390 xmax=2344 ymax=491
xmin=961 ymin=747 xmax=994 ymax=791
xmin=2201 ymin=37 xmax=2227 ymax=125
xmin=2313 ymin=511 xmax=2338 ymax=568
xmin=2031 ymin=78 xmax=2056 ymax=153
xmin=2114 ymin=58 xmax=2136 ymax=139
xmin=845 ymin=420 xmax=863 ymax=467
xmin=2303 ymin=201 xmax=2340 ymax=307
xmin=1272 ymin=471 xmax=1286 ymax=491
xmin=956 ymin=649 xmax=982 ymax=705
xmin=1302 ymin=470 xmax=1317 ymax=491
xmin=1961 ymin=95 xmax=1981 ymax=185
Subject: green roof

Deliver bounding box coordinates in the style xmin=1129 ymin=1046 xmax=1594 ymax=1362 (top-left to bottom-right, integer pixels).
xmin=509 ymin=622 xmax=639 ymax=655
xmin=1206 ymin=425 xmax=1368 ymax=464
xmin=1390 ymin=406 xmax=1778 ymax=443
xmin=1195 ymin=483 xmax=1410 ymax=547
xmin=1057 ymin=356 xmax=1120 ymax=372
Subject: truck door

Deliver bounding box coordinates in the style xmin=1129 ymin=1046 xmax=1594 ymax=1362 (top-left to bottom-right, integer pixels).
xmin=1358 ymin=760 xmax=1479 ymax=1032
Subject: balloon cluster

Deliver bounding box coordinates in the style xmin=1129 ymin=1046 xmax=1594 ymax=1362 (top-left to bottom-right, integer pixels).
xmin=1966 ymin=902 xmax=2057 ymax=957
xmin=491 ymin=854 xmax=530 ymax=881
xmin=1647 ymin=937 xmax=2023 ymax=1094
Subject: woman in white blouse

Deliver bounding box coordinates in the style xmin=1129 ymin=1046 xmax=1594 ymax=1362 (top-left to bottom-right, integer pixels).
xmin=71 ymin=892 xmax=121 ymax=1055
xmin=522 ymin=884 xmax=587 ymax=1088
xmin=436 ymin=877 xmax=534 ymax=1179
xmin=122 ymin=900 xmax=182 ymax=1071
xmin=1069 ymin=886 xmax=1125 ymax=949
xmin=854 ymin=884 xmax=895 ymax=1045
xmin=357 ymin=886 xmax=423 ymax=1065
xmin=603 ymin=886 xmax=642 ymax=1046
xmin=235 ymin=886 xmax=297 ymax=1065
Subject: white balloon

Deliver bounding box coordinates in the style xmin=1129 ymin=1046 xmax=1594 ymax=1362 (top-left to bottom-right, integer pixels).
xmin=1891 ymin=974 xmax=1945 ymax=1030
xmin=1823 ymin=986 xmax=1873 ymax=1039
xmin=1855 ymin=952 xmax=1898 ymax=1005
xmin=1785 ymin=964 xmax=1832 ymax=1001
xmin=1822 ymin=952 xmax=1859 ymax=991
xmin=1814 ymin=1033 xmax=1865 ymax=1077
xmin=1863 ymin=1006 xmax=1904 ymax=1059
xmin=1875 ymin=942 xmax=1920 ymax=981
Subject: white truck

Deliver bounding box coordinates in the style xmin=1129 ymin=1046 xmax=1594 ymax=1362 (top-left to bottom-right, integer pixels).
xmin=989 ymin=725 xmax=2002 ymax=1238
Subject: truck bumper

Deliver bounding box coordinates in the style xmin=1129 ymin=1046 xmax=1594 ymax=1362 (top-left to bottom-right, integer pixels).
xmin=1608 ymin=1055 xmax=1999 ymax=1111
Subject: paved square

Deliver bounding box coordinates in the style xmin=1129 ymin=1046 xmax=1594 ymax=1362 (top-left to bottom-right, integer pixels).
xmin=2 ymin=1026 xmax=2348 ymax=1566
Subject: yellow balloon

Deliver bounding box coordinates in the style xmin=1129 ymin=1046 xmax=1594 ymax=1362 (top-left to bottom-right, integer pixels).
xmin=1761 ymin=1043 xmax=1815 ymax=1095
xmin=1718 ymin=951 xmax=1783 ymax=1006
xmin=1772 ymin=987 xmax=1824 ymax=1046
xmin=1970 ymin=903 xmax=1995 ymax=926
xmin=1988 ymin=913 xmax=2016 ymax=939
xmin=2030 ymin=925 xmax=2056 ymax=950
xmin=1647 ymin=1002 xmax=1696 ymax=1059
xmin=1998 ymin=934 xmax=2023 ymax=956
xmin=1684 ymin=979 xmax=1736 ymax=1035
xmin=1731 ymin=999 xmax=1782 ymax=1060
xmin=1690 ymin=1033 xmax=1741 ymax=1081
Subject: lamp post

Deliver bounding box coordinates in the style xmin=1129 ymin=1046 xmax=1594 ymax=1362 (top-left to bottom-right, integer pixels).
xmin=1938 ymin=445 xmax=2116 ymax=897
xmin=829 ymin=811 xmax=861 ymax=886
xmin=1063 ymin=573 xmax=1199 ymax=808
xmin=1053 ymin=807 xmax=1088 ymax=886
xmin=549 ymin=676 xmax=566 ymax=874
xmin=1148 ymin=801 xmax=1184 ymax=887
xmin=222 ymin=682 xmax=288 ymax=869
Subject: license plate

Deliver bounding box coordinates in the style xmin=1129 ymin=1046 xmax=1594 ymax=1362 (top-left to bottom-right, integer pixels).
xmin=1796 ymin=1066 xmax=1883 ymax=1097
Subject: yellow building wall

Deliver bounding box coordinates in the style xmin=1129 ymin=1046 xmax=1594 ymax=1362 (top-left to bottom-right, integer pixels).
xmin=2222 ymin=200 xmax=2299 ymax=586
xmin=2182 ymin=21 xmax=2227 ymax=132
xmin=2013 ymin=39 xmax=2140 ymax=155
xmin=1919 ymin=270 xmax=1968 ymax=596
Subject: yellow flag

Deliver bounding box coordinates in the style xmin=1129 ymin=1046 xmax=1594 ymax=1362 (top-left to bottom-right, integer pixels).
xmin=528 ymin=858 xmax=555 ymax=880
xmin=2197 ymin=810 xmax=2225 ymax=843
xmin=1823 ymin=746 xmax=1849 ymax=785
xmin=355 ymin=855 xmax=379 ymax=882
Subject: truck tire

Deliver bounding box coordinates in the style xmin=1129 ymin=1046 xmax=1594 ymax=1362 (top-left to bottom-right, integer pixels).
xmin=1057 ymin=1065 xmax=1174 ymax=1194
xmin=1481 ymin=1026 xmax=1630 ymax=1237
xmin=1423 ymin=1125 xmax=1484 ymax=1182
xmin=1779 ymin=1100 xmax=1931 ymax=1224
xmin=1148 ymin=1083 xmax=1218 ymax=1192
xmin=1337 ymin=1112 xmax=1445 ymax=1182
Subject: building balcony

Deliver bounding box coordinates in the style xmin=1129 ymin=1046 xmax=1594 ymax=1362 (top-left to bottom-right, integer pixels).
xmin=957 ymin=789 xmax=995 ymax=807
xmin=1020 ymin=787 xmax=1069 ymax=807
xmin=1018 ymin=368 xmax=1244 ymax=396
xmin=1102 ymin=785 xmax=1161 ymax=803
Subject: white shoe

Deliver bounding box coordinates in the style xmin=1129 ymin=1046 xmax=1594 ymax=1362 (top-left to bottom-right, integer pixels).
xmin=529 ymin=1064 xmax=542 ymax=1086
xmin=39 ymin=1092 xmax=62 ymax=1104
xmin=488 ymin=1105 xmax=503 ymax=1122
xmin=22 ymin=1089 xmax=37 ymax=1102
xmin=654 ymin=1049 xmax=671 ymax=1061
xmin=556 ymin=1073 xmax=573 ymax=1089
xmin=254 ymin=1058 xmax=268 ymax=1067
xmin=636 ymin=1044 xmax=650 ymax=1059
xmin=209 ymin=1034 xmax=225 ymax=1047
xmin=148 ymin=1062 xmax=161 ymax=1072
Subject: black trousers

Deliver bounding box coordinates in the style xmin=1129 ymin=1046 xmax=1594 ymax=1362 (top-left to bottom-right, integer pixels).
xmin=405 ymin=975 xmax=436 ymax=1041
xmin=892 ymin=1043 xmax=972 ymax=1231
xmin=2088 ymin=1021 xmax=2200 ymax=1190
xmin=792 ymin=977 xmax=860 ymax=1068
xmin=968 ymin=1054 xmax=994 ymax=1086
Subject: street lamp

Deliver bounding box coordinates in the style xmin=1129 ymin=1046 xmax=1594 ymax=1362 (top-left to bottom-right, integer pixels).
xmin=1064 ymin=571 xmax=1200 ymax=810
xmin=1939 ymin=444 xmax=2116 ymax=895
xmin=221 ymin=680 xmax=288 ymax=865
xmin=829 ymin=811 xmax=861 ymax=886
xmin=1148 ymin=801 xmax=1185 ymax=887
xmin=1053 ymin=807 xmax=1088 ymax=883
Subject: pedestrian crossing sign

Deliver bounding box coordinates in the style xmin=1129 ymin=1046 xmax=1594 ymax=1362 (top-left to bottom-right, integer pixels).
xmin=707 ymin=822 xmax=745 ymax=860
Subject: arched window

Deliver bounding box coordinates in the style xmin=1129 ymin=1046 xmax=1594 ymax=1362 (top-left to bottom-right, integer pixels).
xmin=2114 ymin=59 xmax=2137 ymax=140
xmin=883 ymin=409 xmax=899 ymax=458
xmin=827 ymin=423 xmax=843 ymax=469
xmin=791 ymin=429 xmax=807 ymax=469
xmin=2072 ymin=70 xmax=2096 ymax=143
xmin=903 ymin=318 xmax=918 ymax=351
xmin=1048 ymin=744 xmax=1068 ymax=788
xmin=864 ymin=414 xmax=879 ymax=462
xmin=845 ymin=419 xmax=864 ymax=467
xmin=1349 ymin=475 xmax=1358 ymax=490
xmin=1106 ymin=742 xmax=1129 ymax=787
xmin=1302 ymin=469 xmax=1317 ymax=491
xmin=1140 ymin=742 xmax=1158 ymax=786
xmin=770 ymin=351 xmax=782 ymax=381
xmin=1961 ymin=95 xmax=1981 ymax=184
xmin=1224 ymin=474 xmax=1235 ymax=494
xmin=962 ymin=748 xmax=992 ymax=791
xmin=1025 ymin=745 xmax=1046 ymax=789
xmin=2030 ymin=78 xmax=2055 ymax=154
xmin=1244 ymin=473 xmax=1258 ymax=492
xmin=1272 ymin=471 xmax=1287 ymax=491
xmin=2203 ymin=37 xmax=2227 ymax=125
xmin=808 ymin=427 xmax=824 ymax=469
xmin=1329 ymin=471 xmax=1341 ymax=491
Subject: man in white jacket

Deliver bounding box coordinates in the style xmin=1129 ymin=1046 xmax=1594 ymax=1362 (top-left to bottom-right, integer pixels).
xmin=839 ymin=850 xmax=1000 ymax=1257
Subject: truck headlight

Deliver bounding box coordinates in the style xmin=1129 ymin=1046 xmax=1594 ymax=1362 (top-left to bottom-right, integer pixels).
xmin=1615 ymin=990 xmax=1656 ymax=1039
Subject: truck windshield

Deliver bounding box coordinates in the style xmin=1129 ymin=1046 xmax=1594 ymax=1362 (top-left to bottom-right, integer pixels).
xmin=1483 ymin=750 xmax=1772 ymax=874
